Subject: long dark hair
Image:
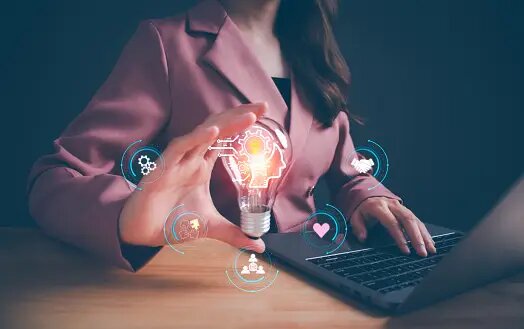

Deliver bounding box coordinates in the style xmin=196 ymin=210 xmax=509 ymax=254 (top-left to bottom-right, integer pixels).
xmin=275 ymin=0 xmax=351 ymax=126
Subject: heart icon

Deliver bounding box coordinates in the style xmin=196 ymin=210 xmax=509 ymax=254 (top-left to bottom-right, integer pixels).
xmin=312 ymin=223 xmax=330 ymax=238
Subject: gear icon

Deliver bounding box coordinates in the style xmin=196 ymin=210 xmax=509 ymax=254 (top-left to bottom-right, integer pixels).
xmin=138 ymin=155 xmax=150 ymax=166
xmin=238 ymin=161 xmax=249 ymax=175
xmin=137 ymin=154 xmax=157 ymax=176
xmin=141 ymin=166 xmax=151 ymax=176
xmin=147 ymin=161 xmax=157 ymax=171
xmin=238 ymin=129 xmax=271 ymax=158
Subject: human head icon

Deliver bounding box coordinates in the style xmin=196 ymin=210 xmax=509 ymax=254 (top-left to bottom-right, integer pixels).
xmin=227 ymin=126 xmax=287 ymax=189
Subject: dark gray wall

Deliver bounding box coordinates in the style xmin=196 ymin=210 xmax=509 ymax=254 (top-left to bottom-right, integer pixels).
xmin=2 ymin=1 xmax=523 ymax=229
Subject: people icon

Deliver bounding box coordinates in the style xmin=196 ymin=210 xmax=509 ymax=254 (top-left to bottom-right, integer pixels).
xmin=248 ymin=253 xmax=258 ymax=272
xmin=256 ymin=265 xmax=265 ymax=275
xmin=241 ymin=266 xmax=250 ymax=275
xmin=240 ymin=254 xmax=266 ymax=276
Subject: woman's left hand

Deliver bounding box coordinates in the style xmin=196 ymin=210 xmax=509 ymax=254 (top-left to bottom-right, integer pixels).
xmin=350 ymin=197 xmax=437 ymax=257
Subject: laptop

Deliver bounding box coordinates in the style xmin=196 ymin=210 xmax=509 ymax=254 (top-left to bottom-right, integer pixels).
xmin=263 ymin=176 xmax=524 ymax=312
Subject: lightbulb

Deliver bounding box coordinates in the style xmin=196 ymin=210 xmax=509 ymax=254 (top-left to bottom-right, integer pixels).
xmin=218 ymin=117 xmax=292 ymax=238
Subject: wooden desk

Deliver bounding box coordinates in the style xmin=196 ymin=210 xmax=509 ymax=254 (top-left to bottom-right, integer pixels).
xmin=1 ymin=229 xmax=523 ymax=329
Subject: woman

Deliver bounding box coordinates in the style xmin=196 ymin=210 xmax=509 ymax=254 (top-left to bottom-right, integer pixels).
xmin=28 ymin=0 xmax=436 ymax=271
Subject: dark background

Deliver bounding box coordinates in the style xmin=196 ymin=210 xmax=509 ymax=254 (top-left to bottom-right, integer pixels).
xmin=1 ymin=1 xmax=522 ymax=230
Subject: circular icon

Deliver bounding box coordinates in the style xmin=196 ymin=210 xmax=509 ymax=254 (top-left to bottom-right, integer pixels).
xmin=349 ymin=139 xmax=389 ymax=190
xmin=225 ymin=248 xmax=279 ymax=293
xmin=301 ymin=204 xmax=348 ymax=255
xmin=120 ymin=140 xmax=165 ymax=190
xmin=163 ymin=205 xmax=209 ymax=254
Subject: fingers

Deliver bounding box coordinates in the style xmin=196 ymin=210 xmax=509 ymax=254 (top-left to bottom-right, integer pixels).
xmin=223 ymin=102 xmax=267 ymax=121
xmin=389 ymin=203 xmax=430 ymax=257
xmin=204 ymin=148 xmax=219 ymax=163
xmin=369 ymin=206 xmax=411 ymax=255
xmin=184 ymin=126 xmax=222 ymax=160
xmin=202 ymin=102 xmax=267 ymax=138
xmin=164 ymin=126 xmax=219 ymax=163
xmin=350 ymin=211 xmax=368 ymax=242
xmin=208 ymin=216 xmax=266 ymax=253
xmin=214 ymin=112 xmax=258 ymax=139
xmin=200 ymin=109 xmax=262 ymax=163
xmin=417 ymin=219 xmax=437 ymax=254
xmin=164 ymin=102 xmax=266 ymax=164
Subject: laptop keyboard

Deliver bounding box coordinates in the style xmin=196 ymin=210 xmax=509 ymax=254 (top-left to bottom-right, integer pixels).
xmin=307 ymin=232 xmax=464 ymax=294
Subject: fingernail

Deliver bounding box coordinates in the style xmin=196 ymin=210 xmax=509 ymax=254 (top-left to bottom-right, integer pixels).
xmin=402 ymin=244 xmax=410 ymax=254
xmin=358 ymin=232 xmax=366 ymax=241
xmin=245 ymin=244 xmax=261 ymax=252
xmin=418 ymin=246 xmax=428 ymax=257
xmin=207 ymin=126 xmax=219 ymax=136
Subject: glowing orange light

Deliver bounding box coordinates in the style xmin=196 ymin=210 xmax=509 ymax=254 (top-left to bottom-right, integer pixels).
xmin=218 ymin=126 xmax=287 ymax=189
xmin=245 ymin=136 xmax=264 ymax=155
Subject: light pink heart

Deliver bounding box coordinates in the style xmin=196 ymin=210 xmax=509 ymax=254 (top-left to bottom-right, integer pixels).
xmin=312 ymin=223 xmax=330 ymax=238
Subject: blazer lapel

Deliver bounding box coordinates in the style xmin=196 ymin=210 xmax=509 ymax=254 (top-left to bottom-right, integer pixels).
xmin=189 ymin=2 xmax=286 ymax=124
xmin=188 ymin=0 xmax=312 ymax=161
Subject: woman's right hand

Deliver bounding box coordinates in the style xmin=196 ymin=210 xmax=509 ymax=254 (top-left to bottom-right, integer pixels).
xmin=118 ymin=103 xmax=268 ymax=252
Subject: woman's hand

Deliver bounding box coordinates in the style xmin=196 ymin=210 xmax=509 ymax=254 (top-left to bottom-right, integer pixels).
xmin=350 ymin=197 xmax=437 ymax=256
xmin=118 ymin=103 xmax=268 ymax=253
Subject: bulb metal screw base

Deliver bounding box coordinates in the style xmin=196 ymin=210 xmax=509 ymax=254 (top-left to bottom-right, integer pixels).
xmin=240 ymin=210 xmax=271 ymax=238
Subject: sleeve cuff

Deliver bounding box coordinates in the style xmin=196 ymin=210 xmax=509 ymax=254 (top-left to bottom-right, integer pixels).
xmin=114 ymin=203 xmax=162 ymax=272
xmin=335 ymin=175 xmax=402 ymax=219
xmin=119 ymin=244 xmax=162 ymax=271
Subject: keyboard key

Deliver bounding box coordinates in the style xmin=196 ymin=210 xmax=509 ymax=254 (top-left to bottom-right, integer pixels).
xmin=307 ymin=233 xmax=464 ymax=294
xmin=324 ymin=259 xmax=358 ymax=270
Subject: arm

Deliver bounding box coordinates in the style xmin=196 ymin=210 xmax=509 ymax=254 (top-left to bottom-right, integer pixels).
xmin=326 ymin=112 xmax=436 ymax=256
xmin=27 ymin=21 xmax=170 ymax=271
xmin=326 ymin=112 xmax=400 ymax=217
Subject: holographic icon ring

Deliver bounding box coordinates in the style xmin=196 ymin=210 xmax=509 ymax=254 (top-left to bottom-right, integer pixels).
xmin=225 ymin=247 xmax=279 ymax=293
xmin=163 ymin=204 xmax=209 ymax=254
xmin=301 ymin=204 xmax=348 ymax=255
xmin=211 ymin=117 xmax=292 ymax=238
xmin=121 ymin=140 xmax=165 ymax=190
xmin=349 ymin=139 xmax=389 ymax=190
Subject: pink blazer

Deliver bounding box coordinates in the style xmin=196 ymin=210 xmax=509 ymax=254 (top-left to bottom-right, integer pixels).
xmin=28 ymin=0 xmax=399 ymax=270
